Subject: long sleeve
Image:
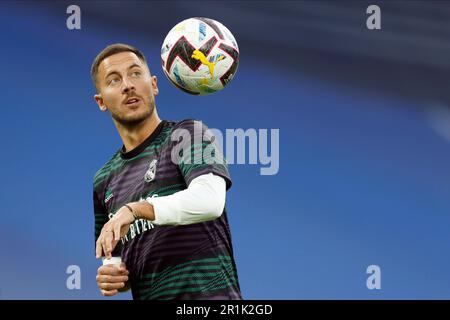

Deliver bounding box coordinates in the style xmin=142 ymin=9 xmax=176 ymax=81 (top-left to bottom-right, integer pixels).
xmin=146 ymin=173 xmax=226 ymax=225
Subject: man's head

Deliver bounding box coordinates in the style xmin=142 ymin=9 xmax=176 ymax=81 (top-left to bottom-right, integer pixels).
xmin=91 ymin=43 xmax=158 ymax=127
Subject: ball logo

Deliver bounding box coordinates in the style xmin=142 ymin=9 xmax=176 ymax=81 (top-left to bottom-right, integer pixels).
xmin=191 ymin=49 xmax=224 ymax=78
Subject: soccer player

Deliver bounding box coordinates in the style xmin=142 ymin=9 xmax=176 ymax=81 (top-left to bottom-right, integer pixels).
xmin=91 ymin=43 xmax=242 ymax=300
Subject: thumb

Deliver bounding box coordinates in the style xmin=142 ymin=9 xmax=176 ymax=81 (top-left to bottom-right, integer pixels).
xmin=118 ymin=262 xmax=127 ymax=272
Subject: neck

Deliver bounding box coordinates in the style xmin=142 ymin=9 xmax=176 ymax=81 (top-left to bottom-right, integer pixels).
xmin=114 ymin=110 xmax=162 ymax=153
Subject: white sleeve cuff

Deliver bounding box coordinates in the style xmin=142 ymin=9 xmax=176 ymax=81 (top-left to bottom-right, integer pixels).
xmin=146 ymin=173 xmax=226 ymax=226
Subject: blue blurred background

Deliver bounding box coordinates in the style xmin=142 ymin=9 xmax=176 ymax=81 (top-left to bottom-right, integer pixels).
xmin=0 ymin=0 xmax=449 ymax=299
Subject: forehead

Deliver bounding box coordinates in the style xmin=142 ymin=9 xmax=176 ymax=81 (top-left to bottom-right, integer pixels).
xmin=98 ymin=51 xmax=144 ymax=76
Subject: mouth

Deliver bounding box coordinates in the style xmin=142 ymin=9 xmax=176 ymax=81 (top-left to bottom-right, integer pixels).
xmin=124 ymin=97 xmax=141 ymax=107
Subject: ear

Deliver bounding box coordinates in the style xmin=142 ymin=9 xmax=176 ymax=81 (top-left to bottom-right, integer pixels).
xmin=151 ymin=75 xmax=159 ymax=96
xmin=94 ymin=94 xmax=108 ymax=112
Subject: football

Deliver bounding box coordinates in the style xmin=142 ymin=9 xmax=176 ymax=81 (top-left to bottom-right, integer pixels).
xmin=161 ymin=17 xmax=239 ymax=95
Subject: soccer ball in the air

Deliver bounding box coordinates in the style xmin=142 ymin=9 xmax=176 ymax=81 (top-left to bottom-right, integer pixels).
xmin=161 ymin=17 xmax=239 ymax=95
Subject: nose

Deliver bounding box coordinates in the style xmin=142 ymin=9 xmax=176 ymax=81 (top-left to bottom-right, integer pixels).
xmin=122 ymin=78 xmax=135 ymax=94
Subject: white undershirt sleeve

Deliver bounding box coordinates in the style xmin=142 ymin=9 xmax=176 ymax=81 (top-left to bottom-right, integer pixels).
xmin=145 ymin=173 xmax=226 ymax=226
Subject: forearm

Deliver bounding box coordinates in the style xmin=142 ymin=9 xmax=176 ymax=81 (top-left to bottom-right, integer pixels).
xmin=127 ymin=200 xmax=155 ymax=221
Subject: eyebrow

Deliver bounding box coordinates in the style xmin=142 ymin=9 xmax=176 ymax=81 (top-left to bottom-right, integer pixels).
xmin=104 ymin=63 xmax=142 ymax=80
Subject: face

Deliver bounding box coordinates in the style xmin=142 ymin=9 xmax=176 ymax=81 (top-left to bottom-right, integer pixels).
xmin=94 ymin=51 xmax=158 ymax=127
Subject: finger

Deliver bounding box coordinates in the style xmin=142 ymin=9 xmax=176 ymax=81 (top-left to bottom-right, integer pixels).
xmin=117 ymin=264 xmax=129 ymax=276
xmin=101 ymin=289 xmax=118 ymax=297
xmin=99 ymin=282 xmax=126 ymax=291
xmin=98 ymin=265 xmax=112 ymax=275
xmin=97 ymin=275 xmax=128 ymax=283
xmin=96 ymin=271 xmax=129 ymax=282
xmin=108 ymin=238 xmax=119 ymax=257
xmin=104 ymin=233 xmax=112 ymax=259
xmin=98 ymin=265 xmax=129 ymax=276
xmin=95 ymin=238 xmax=103 ymax=259
xmin=101 ymin=238 xmax=109 ymax=259
xmin=118 ymin=262 xmax=127 ymax=272
xmin=101 ymin=232 xmax=113 ymax=260
xmin=114 ymin=222 xmax=121 ymax=241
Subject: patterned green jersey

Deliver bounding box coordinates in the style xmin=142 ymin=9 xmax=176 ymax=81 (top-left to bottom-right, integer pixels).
xmin=93 ymin=119 xmax=242 ymax=300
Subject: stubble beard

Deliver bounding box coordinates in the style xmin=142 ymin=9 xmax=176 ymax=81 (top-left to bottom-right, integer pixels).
xmin=112 ymin=101 xmax=155 ymax=128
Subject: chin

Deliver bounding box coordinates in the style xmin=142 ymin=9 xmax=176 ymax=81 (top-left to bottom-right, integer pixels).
xmin=114 ymin=110 xmax=152 ymax=126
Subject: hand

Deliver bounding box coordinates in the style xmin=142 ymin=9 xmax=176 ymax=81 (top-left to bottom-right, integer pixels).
xmin=96 ymin=263 xmax=129 ymax=296
xmin=96 ymin=205 xmax=135 ymax=259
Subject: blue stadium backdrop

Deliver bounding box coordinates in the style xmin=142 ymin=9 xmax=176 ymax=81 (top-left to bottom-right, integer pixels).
xmin=0 ymin=1 xmax=449 ymax=299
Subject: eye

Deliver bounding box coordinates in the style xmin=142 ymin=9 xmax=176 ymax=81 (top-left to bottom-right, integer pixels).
xmin=131 ymin=71 xmax=141 ymax=77
xmin=108 ymin=77 xmax=120 ymax=86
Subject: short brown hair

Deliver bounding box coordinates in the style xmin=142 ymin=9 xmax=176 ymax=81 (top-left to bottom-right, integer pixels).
xmin=91 ymin=43 xmax=148 ymax=89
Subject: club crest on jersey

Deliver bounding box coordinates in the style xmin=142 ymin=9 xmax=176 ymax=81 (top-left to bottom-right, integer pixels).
xmin=144 ymin=159 xmax=157 ymax=182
